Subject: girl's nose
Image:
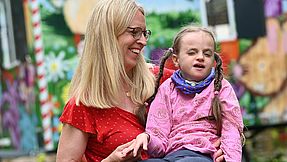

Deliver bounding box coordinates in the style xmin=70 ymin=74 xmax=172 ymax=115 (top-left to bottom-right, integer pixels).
xmin=196 ymin=52 xmax=204 ymax=60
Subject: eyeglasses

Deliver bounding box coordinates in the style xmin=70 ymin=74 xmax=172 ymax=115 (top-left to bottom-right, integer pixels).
xmin=127 ymin=27 xmax=152 ymax=40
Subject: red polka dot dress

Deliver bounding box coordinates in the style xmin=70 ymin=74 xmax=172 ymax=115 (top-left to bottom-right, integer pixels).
xmin=151 ymin=66 xmax=175 ymax=84
xmin=60 ymin=99 xmax=145 ymax=162
xmin=59 ymin=67 xmax=174 ymax=161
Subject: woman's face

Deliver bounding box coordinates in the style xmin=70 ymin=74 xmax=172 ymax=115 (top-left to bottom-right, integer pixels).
xmin=118 ymin=10 xmax=148 ymax=72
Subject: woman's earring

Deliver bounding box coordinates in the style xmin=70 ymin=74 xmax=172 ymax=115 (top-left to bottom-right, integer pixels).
xmin=174 ymin=63 xmax=179 ymax=67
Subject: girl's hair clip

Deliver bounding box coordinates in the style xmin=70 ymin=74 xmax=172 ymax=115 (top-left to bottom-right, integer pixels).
xmin=168 ymin=48 xmax=173 ymax=53
xmin=214 ymin=91 xmax=219 ymax=95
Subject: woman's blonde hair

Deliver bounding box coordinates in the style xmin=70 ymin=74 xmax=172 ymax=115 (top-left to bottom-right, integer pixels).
xmin=69 ymin=0 xmax=155 ymax=109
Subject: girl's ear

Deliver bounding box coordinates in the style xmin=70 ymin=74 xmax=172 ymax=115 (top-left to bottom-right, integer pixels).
xmin=172 ymin=54 xmax=179 ymax=67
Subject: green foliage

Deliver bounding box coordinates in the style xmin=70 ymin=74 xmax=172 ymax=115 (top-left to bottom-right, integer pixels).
xmin=146 ymin=10 xmax=200 ymax=48
xmin=42 ymin=12 xmax=73 ymax=36
xmin=239 ymin=39 xmax=252 ymax=54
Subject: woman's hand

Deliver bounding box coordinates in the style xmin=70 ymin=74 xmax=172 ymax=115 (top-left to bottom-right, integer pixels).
xmin=213 ymin=138 xmax=225 ymax=162
xmin=102 ymin=139 xmax=141 ymax=162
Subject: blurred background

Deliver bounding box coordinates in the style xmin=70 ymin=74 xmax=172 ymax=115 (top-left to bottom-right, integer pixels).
xmin=0 ymin=0 xmax=287 ymax=161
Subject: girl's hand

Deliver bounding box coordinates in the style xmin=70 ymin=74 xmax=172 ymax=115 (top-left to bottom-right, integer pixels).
xmin=102 ymin=139 xmax=141 ymax=162
xmin=127 ymin=133 xmax=150 ymax=157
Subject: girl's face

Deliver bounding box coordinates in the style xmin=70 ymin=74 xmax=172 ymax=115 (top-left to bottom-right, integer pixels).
xmin=172 ymin=31 xmax=215 ymax=82
xmin=118 ymin=10 xmax=148 ymax=73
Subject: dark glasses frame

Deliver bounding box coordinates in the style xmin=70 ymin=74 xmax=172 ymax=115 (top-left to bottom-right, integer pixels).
xmin=127 ymin=27 xmax=152 ymax=40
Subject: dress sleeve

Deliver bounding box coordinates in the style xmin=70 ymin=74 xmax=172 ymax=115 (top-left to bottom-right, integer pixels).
xmin=146 ymin=82 xmax=172 ymax=157
xmin=219 ymin=80 xmax=244 ymax=162
xmin=59 ymin=98 xmax=97 ymax=134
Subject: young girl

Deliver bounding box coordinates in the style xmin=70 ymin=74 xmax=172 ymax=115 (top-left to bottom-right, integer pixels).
xmin=128 ymin=26 xmax=244 ymax=162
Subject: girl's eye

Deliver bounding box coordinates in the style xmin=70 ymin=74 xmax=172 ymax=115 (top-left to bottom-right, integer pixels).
xmin=188 ymin=51 xmax=196 ymax=55
xmin=204 ymin=52 xmax=212 ymax=57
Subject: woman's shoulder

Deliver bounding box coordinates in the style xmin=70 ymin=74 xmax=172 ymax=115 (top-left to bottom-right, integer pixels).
xmin=62 ymin=98 xmax=119 ymax=115
xmin=150 ymin=65 xmax=175 ymax=84
xmin=63 ymin=98 xmax=91 ymax=112
xmin=59 ymin=98 xmax=99 ymax=134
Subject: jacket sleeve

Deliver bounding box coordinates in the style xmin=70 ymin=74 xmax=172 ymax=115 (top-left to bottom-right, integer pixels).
xmin=145 ymin=81 xmax=172 ymax=158
xmin=219 ymin=79 xmax=244 ymax=162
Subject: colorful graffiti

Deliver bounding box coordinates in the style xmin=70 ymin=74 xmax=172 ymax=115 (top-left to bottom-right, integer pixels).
xmin=236 ymin=18 xmax=287 ymax=124
xmin=0 ymin=63 xmax=38 ymax=151
xmin=0 ymin=80 xmax=21 ymax=149
xmin=0 ymin=0 xmax=77 ymax=151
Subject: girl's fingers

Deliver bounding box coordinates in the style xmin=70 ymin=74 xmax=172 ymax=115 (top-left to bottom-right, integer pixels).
xmin=213 ymin=138 xmax=221 ymax=148
xmin=133 ymin=133 xmax=150 ymax=156
xmin=121 ymin=147 xmax=134 ymax=156
xmin=215 ymin=155 xmax=225 ymax=162
xmin=142 ymin=139 xmax=148 ymax=151
xmin=132 ymin=140 xmax=141 ymax=157
xmin=117 ymin=139 xmax=135 ymax=150
xmin=214 ymin=148 xmax=222 ymax=157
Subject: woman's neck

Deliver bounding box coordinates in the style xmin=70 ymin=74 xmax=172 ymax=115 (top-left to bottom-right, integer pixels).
xmin=116 ymin=83 xmax=138 ymax=114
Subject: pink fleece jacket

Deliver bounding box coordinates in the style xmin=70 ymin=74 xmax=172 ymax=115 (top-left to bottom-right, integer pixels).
xmin=146 ymin=78 xmax=244 ymax=162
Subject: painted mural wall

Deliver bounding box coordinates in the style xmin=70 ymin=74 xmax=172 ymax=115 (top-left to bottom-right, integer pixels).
xmin=0 ymin=0 xmax=39 ymax=152
xmin=0 ymin=0 xmax=80 ymax=152
xmin=0 ymin=0 xmax=286 ymax=161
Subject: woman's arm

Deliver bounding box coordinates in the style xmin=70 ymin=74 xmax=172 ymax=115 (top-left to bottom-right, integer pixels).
xmin=56 ymin=123 xmax=89 ymax=162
